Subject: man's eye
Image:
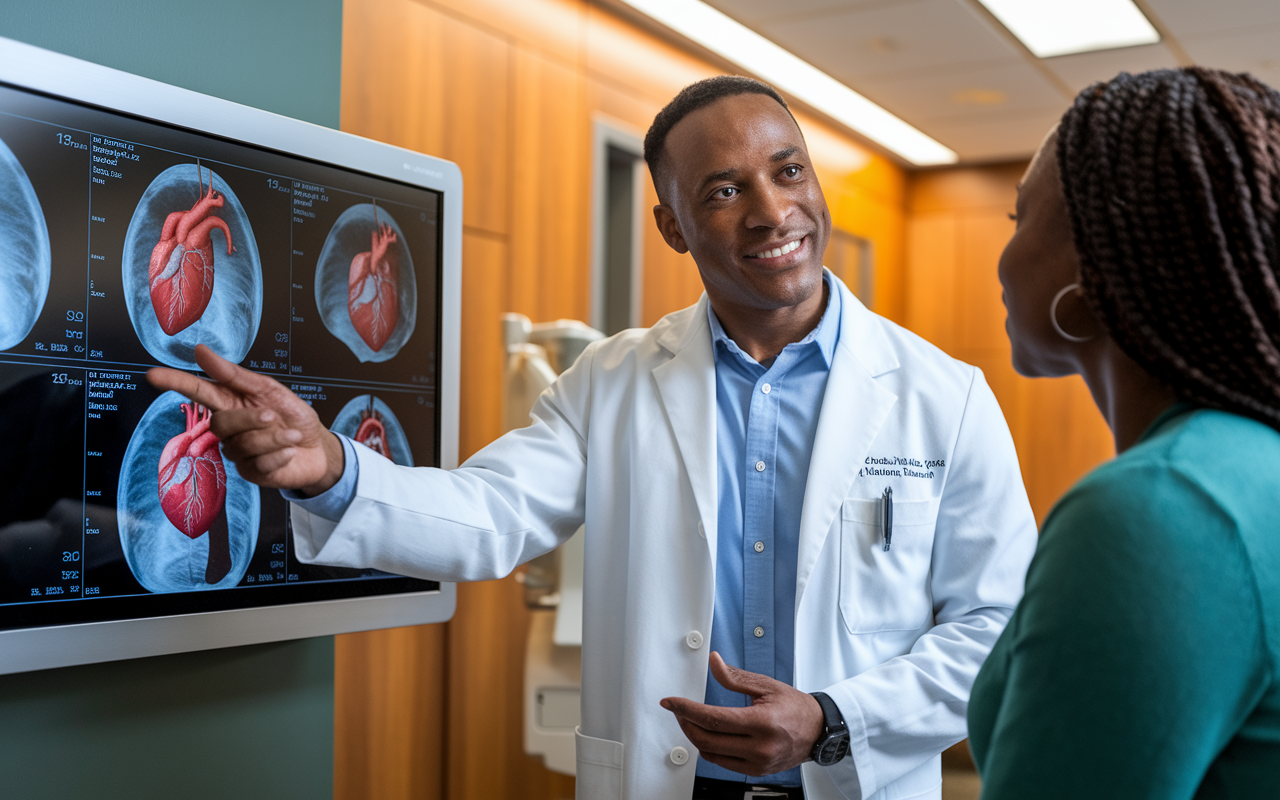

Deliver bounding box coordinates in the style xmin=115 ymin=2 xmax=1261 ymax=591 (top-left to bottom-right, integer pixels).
xmin=782 ymin=165 xmax=802 ymax=179
xmin=1008 ymin=212 xmax=1018 ymax=222
xmin=714 ymin=187 xmax=738 ymax=199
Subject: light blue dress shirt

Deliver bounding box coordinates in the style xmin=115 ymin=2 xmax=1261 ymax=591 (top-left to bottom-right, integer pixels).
xmin=698 ymin=274 xmax=839 ymax=786
xmin=282 ymin=433 xmax=360 ymax=521
xmin=285 ymin=275 xmax=841 ymax=787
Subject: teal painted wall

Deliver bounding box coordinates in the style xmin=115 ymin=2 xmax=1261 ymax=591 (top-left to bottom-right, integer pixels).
xmin=0 ymin=638 xmax=335 ymax=799
xmin=0 ymin=0 xmax=342 ymax=128
xmin=0 ymin=2 xmax=343 ymax=797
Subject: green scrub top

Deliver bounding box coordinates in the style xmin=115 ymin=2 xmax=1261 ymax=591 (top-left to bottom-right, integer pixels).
xmin=968 ymin=405 xmax=1280 ymax=799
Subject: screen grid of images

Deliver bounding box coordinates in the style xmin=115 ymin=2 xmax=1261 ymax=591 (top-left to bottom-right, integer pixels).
xmin=0 ymin=83 xmax=442 ymax=631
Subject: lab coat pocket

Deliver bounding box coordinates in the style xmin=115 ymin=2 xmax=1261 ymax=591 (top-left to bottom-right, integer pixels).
xmin=575 ymin=727 xmax=623 ymax=800
xmin=838 ymin=498 xmax=937 ymax=634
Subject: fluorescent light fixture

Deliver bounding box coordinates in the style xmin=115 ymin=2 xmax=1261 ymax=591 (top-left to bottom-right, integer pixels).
xmin=976 ymin=0 xmax=1160 ymax=58
xmin=617 ymin=0 xmax=957 ymax=166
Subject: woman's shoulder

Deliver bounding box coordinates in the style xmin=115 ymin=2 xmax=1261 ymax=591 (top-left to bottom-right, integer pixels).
xmin=1035 ymin=408 xmax=1280 ymax=621
xmin=1051 ymin=408 xmax=1280 ymax=550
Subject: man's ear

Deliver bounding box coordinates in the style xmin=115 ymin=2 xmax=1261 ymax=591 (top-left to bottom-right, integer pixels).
xmin=653 ymin=204 xmax=689 ymax=254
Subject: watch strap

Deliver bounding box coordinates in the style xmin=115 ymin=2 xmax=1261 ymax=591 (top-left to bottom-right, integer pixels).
xmin=811 ymin=691 xmax=846 ymax=731
xmin=809 ymin=691 xmax=850 ymax=766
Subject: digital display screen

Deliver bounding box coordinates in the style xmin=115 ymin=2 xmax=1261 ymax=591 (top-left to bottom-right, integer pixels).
xmin=0 ymin=81 xmax=442 ymax=633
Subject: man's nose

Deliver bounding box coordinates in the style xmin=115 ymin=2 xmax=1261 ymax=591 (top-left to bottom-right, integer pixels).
xmin=744 ymin=184 xmax=791 ymax=229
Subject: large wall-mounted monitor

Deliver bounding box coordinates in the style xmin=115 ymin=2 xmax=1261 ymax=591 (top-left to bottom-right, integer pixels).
xmin=0 ymin=37 xmax=461 ymax=674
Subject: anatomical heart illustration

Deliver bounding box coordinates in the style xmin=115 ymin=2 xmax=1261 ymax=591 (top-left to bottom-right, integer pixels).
xmin=316 ymin=202 xmax=416 ymax=363
xmin=331 ymin=394 xmax=414 ymax=466
xmin=347 ymin=203 xmax=399 ymax=352
xmin=354 ymin=396 xmax=390 ymax=457
xmin=147 ymin=165 xmax=233 ymax=336
xmin=0 ymin=135 xmax=51 ymax=351
xmin=118 ymin=391 xmax=260 ymax=592
xmin=157 ymin=402 xmax=229 ymax=581
xmin=123 ymin=163 xmax=262 ymax=370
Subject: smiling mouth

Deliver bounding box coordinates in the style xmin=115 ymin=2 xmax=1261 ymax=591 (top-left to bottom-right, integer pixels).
xmin=746 ymin=237 xmax=804 ymax=259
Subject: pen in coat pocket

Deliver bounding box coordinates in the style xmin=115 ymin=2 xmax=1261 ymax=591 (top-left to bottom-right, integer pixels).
xmin=882 ymin=486 xmax=893 ymax=552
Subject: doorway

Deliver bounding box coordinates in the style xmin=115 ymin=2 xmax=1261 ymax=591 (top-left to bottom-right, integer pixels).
xmin=591 ymin=118 xmax=645 ymax=336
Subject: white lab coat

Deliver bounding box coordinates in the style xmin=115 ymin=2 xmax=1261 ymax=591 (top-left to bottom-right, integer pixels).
xmin=291 ymin=274 xmax=1037 ymax=800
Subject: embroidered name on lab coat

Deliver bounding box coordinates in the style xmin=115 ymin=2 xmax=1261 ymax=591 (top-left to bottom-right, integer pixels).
xmin=859 ymin=456 xmax=946 ymax=479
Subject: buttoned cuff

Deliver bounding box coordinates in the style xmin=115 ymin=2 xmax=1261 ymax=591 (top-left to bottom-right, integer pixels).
xmin=280 ymin=434 xmax=359 ymax=522
xmin=819 ymin=683 xmax=870 ymax=799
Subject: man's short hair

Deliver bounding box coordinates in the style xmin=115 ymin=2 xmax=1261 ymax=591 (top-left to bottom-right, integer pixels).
xmin=643 ymin=75 xmax=794 ymax=193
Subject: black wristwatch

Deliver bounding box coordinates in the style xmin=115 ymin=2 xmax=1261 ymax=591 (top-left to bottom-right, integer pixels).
xmin=808 ymin=691 xmax=850 ymax=766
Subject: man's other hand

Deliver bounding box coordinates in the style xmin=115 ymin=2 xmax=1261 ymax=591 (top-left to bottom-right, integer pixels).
xmin=147 ymin=344 xmax=344 ymax=495
xmin=660 ymin=651 xmax=825 ymax=776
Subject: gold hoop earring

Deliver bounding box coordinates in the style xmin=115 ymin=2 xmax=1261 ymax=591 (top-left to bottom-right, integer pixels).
xmin=1050 ymin=283 xmax=1096 ymax=343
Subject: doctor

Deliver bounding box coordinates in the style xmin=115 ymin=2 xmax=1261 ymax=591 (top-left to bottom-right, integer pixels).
xmin=150 ymin=76 xmax=1036 ymax=800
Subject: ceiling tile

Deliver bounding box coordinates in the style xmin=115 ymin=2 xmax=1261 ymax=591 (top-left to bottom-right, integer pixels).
xmin=705 ymin=0 xmax=885 ymax=25
xmin=761 ymin=0 xmax=1022 ymax=83
xmin=1180 ymin=24 xmax=1280 ymax=85
xmin=917 ymin=104 xmax=1068 ymax=162
xmin=1040 ymin=43 xmax=1181 ymax=94
xmin=1145 ymin=0 xmax=1280 ymax=39
xmin=852 ymin=59 xmax=1066 ymax=124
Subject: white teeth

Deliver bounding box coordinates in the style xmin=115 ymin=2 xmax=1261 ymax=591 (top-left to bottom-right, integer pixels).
xmin=750 ymin=239 xmax=802 ymax=259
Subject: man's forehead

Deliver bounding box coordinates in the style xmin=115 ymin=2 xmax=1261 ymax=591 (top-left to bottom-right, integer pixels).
xmin=664 ymin=94 xmax=804 ymax=176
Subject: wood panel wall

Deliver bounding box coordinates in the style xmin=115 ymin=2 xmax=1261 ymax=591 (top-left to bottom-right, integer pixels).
xmin=335 ymin=1 xmax=908 ymax=798
xmin=335 ymin=0 xmax=1122 ymax=795
xmin=335 ymin=0 xmax=1117 ymax=795
xmin=904 ymin=165 xmax=1115 ymax=522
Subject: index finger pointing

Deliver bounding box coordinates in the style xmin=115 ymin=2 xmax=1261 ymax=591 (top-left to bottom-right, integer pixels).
xmin=146 ymin=366 xmax=240 ymax=412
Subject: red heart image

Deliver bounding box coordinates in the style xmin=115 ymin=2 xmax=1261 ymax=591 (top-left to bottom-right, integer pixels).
xmin=347 ymin=204 xmax=399 ymax=352
xmin=354 ymin=399 xmax=390 ymax=459
xmin=148 ymin=165 xmax=235 ymax=336
xmin=157 ymin=401 xmax=227 ymax=540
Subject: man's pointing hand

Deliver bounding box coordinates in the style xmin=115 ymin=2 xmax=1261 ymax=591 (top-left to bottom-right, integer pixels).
xmin=147 ymin=343 xmax=344 ymax=495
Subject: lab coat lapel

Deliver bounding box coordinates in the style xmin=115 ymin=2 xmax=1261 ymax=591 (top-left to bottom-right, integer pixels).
xmin=795 ymin=285 xmax=899 ymax=606
xmin=652 ymin=296 xmax=718 ymax=556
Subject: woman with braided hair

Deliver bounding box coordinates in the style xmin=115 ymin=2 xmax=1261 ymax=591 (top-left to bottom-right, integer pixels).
xmin=967 ymin=67 xmax=1280 ymax=798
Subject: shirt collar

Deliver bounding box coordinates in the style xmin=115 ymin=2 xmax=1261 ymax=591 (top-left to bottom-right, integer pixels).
xmin=706 ymin=270 xmax=841 ymax=368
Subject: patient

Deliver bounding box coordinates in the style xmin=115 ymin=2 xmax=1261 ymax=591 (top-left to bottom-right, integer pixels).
xmin=969 ymin=67 xmax=1280 ymax=798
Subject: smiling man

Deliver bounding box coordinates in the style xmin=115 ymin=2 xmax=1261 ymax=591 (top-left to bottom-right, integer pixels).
xmin=148 ymin=76 xmax=1036 ymax=800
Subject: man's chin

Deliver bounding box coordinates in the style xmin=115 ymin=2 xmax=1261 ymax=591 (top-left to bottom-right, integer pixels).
xmin=740 ymin=261 xmax=825 ymax=310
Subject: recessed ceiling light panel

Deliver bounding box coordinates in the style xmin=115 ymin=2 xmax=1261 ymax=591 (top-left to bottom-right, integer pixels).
xmin=618 ymin=0 xmax=958 ymax=166
xmin=976 ymin=0 xmax=1160 ymax=58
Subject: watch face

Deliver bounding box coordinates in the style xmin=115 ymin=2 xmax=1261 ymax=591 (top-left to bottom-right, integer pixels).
xmin=815 ymin=734 xmax=850 ymax=766
xmin=819 ymin=732 xmax=849 ymax=762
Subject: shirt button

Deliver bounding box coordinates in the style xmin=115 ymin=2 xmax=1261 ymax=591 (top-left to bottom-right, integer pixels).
xmin=685 ymin=630 xmax=703 ymax=650
xmin=697 ymin=521 xmax=705 ymax=538
xmin=761 ymin=383 xmax=771 ymax=394
xmin=753 ymin=626 xmax=765 ymax=638
xmin=755 ymin=460 xmax=766 ymax=472
xmin=754 ymin=541 xmax=765 ymax=553
xmin=670 ymin=746 xmax=689 ymax=765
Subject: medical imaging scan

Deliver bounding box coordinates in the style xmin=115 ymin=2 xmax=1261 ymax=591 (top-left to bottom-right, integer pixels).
xmin=0 ymin=135 xmax=51 ymax=351
xmin=122 ymin=163 xmax=263 ymax=369
xmin=315 ymin=203 xmax=417 ymax=362
xmin=332 ymin=394 xmax=415 ymax=466
xmin=117 ymin=391 xmax=260 ymax=592
xmin=0 ymin=77 xmax=443 ymax=633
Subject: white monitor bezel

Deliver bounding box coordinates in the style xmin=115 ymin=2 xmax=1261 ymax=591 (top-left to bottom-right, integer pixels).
xmin=0 ymin=36 xmax=460 ymax=675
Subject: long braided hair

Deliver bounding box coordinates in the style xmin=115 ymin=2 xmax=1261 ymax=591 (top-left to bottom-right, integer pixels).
xmin=1057 ymin=68 xmax=1280 ymax=427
